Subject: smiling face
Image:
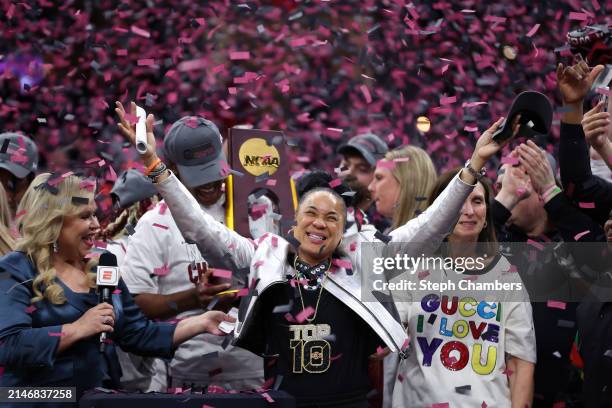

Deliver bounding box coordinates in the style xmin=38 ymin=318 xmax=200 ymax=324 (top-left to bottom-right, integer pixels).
xmin=56 ymin=202 xmax=100 ymax=261
xmin=294 ymin=190 xmax=345 ymax=265
xmin=451 ymin=182 xmax=487 ymax=242
xmin=368 ymin=166 xmax=400 ymax=218
xmin=189 ymin=179 xmax=224 ymax=207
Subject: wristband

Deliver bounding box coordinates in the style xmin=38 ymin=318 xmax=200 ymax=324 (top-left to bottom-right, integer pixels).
xmin=144 ymin=158 xmax=162 ymax=176
xmin=541 ymin=183 xmax=557 ymax=199
xmin=542 ymin=186 xmax=562 ymax=202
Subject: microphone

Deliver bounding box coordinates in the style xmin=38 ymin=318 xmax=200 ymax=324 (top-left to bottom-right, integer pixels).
xmin=96 ymin=252 xmax=119 ymax=353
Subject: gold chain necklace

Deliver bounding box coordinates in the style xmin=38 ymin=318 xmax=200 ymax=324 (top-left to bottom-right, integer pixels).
xmin=293 ymin=257 xmax=331 ymax=323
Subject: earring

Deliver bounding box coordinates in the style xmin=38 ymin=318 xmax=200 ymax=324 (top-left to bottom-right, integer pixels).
xmin=483 ymin=221 xmax=488 ymax=229
xmin=52 ymin=242 xmax=58 ymax=253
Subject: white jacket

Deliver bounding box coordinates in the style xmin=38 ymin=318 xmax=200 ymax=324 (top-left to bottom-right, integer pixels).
xmin=155 ymin=171 xmax=474 ymax=396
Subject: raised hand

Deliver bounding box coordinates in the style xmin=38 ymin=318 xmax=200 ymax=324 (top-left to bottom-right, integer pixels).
xmin=516 ymin=141 xmax=556 ymax=195
xmin=115 ymin=101 xmax=158 ymax=166
xmin=582 ymin=100 xmax=611 ymax=150
xmin=556 ymin=62 xmax=604 ymax=105
xmin=470 ymin=115 xmax=521 ymax=170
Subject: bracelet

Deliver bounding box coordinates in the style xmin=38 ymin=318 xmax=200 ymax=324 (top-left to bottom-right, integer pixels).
xmin=147 ymin=162 xmax=168 ymax=182
xmin=144 ymin=158 xmax=162 ymax=176
xmin=464 ymin=160 xmax=485 ymax=182
xmin=542 ymin=186 xmax=562 ymax=202
xmin=541 ymin=183 xmax=557 ymax=198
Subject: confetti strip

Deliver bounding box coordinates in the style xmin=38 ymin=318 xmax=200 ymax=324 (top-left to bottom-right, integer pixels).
xmin=574 ymin=230 xmax=590 ymax=241
xmin=295 ymin=306 xmax=315 ymax=323
xmin=578 ymin=202 xmax=595 ymax=209
xmin=547 ymin=300 xmax=566 ymax=310
xmin=152 ymin=223 xmax=169 ymax=230
xmin=526 ymin=24 xmax=541 ymax=37
xmin=212 ymin=269 xmax=232 ymax=280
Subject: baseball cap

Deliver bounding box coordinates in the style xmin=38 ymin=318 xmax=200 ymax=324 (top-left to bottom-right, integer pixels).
xmin=337 ymin=133 xmax=389 ymax=167
xmin=0 ymin=132 xmax=38 ymax=179
xmin=163 ymin=116 xmax=230 ymax=188
xmin=492 ymin=91 xmax=553 ymax=143
xmin=110 ymin=169 xmax=157 ymax=209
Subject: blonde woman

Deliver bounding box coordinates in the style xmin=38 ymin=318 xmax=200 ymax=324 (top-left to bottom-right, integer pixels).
xmin=0 ymin=182 xmax=16 ymax=255
xmin=0 ymin=173 xmax=233 ymax=405
xmin=368 ymin=145 xmax=437 ymax=231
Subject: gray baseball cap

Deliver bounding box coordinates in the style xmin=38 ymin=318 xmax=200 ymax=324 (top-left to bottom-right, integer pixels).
xmin=111 ymin=169 xmax=158 ymax=209
xmin=163 ymin=116 xmax=230 ymax=188
xmin=337 ymin=133 xmax=389 ymax=167
xmin=0 ymin=132 xmax=38 ymax=178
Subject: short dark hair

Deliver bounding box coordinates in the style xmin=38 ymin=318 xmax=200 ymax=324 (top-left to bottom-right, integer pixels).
xmin=296 ymin=170 xmax=352 ymax=230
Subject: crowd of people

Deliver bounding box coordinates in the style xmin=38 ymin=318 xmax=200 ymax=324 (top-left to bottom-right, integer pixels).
xmin=0 ymin=1 xmax=611 ymax=408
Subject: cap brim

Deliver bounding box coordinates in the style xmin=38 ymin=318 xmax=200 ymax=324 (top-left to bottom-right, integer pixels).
xmin=492 ymin=92 xmax=552 ymax=142
xmin=0 ymin=161 xmax=30 ymax=179
xmin=176 ymin=159 xmax=229 ymax=187
xmin=337 ymin=145 xmax=377 ymax=167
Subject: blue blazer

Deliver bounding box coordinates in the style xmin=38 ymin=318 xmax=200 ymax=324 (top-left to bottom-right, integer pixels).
xmin=0 ymin=252 xmax=176 ymax=406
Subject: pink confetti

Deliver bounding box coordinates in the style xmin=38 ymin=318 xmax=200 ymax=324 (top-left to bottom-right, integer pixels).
xmin=48 ymin=332 xmax=66 ymax=337
xmin=152 ymin=223 xmax=169 ymax=230
xmin=440 ymin=96 xmax=457 ymax=105
xmin=360 ymin=85 xmax=372 ymax=103
xmin=153 ymin=264 xmax=170 ymax=276
xmin=261 ymin=392 xmax=275 ymax=403
xmin=483 ymin=15 xmax=507 ymax=24
xmin=212 ymin=269 xmax=232 ymax=280
xmin=265 ymin=178 xmax=277 ymax=187
xmin=462 ymin=101 xmax=488 ymax=108
xmin=158 ymin=203 xmax=168 ymax=215
xmin=431 ymin=403 xmax=450 ymax=408
xmin=25 ymin=305 xmax=37 ymax=314
xmin=130 ymin=25 xmax=151 ymax=38
xmin=271 ymin=236 xmax=278 ymax=247
xmin=15 ymin=210 xmax=27 ymax=218
xmin=236 ymin=288 xmax=249 ymax=297
xmin=568 ymin=12 xmax=588 ymax=21
xmin=349 ymin=242 xmax=357 ymax=252
xmin=376 ymin=159 xmax=396 ymax=170
xmin=574 ymin=230 xmax=590 ymax=241
xmin=112 ymin=289 xmax=122 ymax=295
xmin=284 ymin=312 xmax=295 ymax=323
xmin=417 ymin=270 xmax=430 ymax=280
xmin=295 ymin=306 xmax=315 ymax=323
xmin=501 ymin=156 xmax=519 ymax=165
xmin=464 ymin=125 xmax=479 ymax=132
xmin=329 ymin=178 xmax=343 ymax=188
xmin=481 ymin=402 xmax=488 ymax=408
xmin=332 ymin=259 xmax=352 ymax=270
xmin=137 ymin=59 xmax=155 ymax=66
xmin=230 ymin=51 xmax=250 ymax=60
xmin=578 ymin=202 xmax=595 ymax=209
xmin=547 ymin=300 xmax=566 ymax=310
xmin=526 ymin=24 xmax=541 ymax=37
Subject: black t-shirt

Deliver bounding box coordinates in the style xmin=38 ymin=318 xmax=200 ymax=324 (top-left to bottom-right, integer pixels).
xmin=256 ymin=281 xmax=382 ymax=407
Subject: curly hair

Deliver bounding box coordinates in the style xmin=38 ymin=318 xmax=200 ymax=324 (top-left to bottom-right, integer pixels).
xmin=16 ymin=173 xmax=96 ymax=304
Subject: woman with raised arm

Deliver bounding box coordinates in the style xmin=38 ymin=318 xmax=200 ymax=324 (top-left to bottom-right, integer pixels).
xmin=117 ymin=101 xmax=514 ymax=407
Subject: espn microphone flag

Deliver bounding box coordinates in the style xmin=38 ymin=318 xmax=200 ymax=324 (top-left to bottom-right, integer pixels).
xmin=97 ymin=252 xmax=119 ymax=287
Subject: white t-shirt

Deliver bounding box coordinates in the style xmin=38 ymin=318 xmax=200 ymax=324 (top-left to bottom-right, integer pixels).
xmin=106 ymin=235 xmax=168 ymax=392
xmin=391 ymin=255 xmax=536 ymax=408
xmin=121 ymin=198 xmax=264 ymax=383
xmin=591 ymin=157 xmax=612 ymax=183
